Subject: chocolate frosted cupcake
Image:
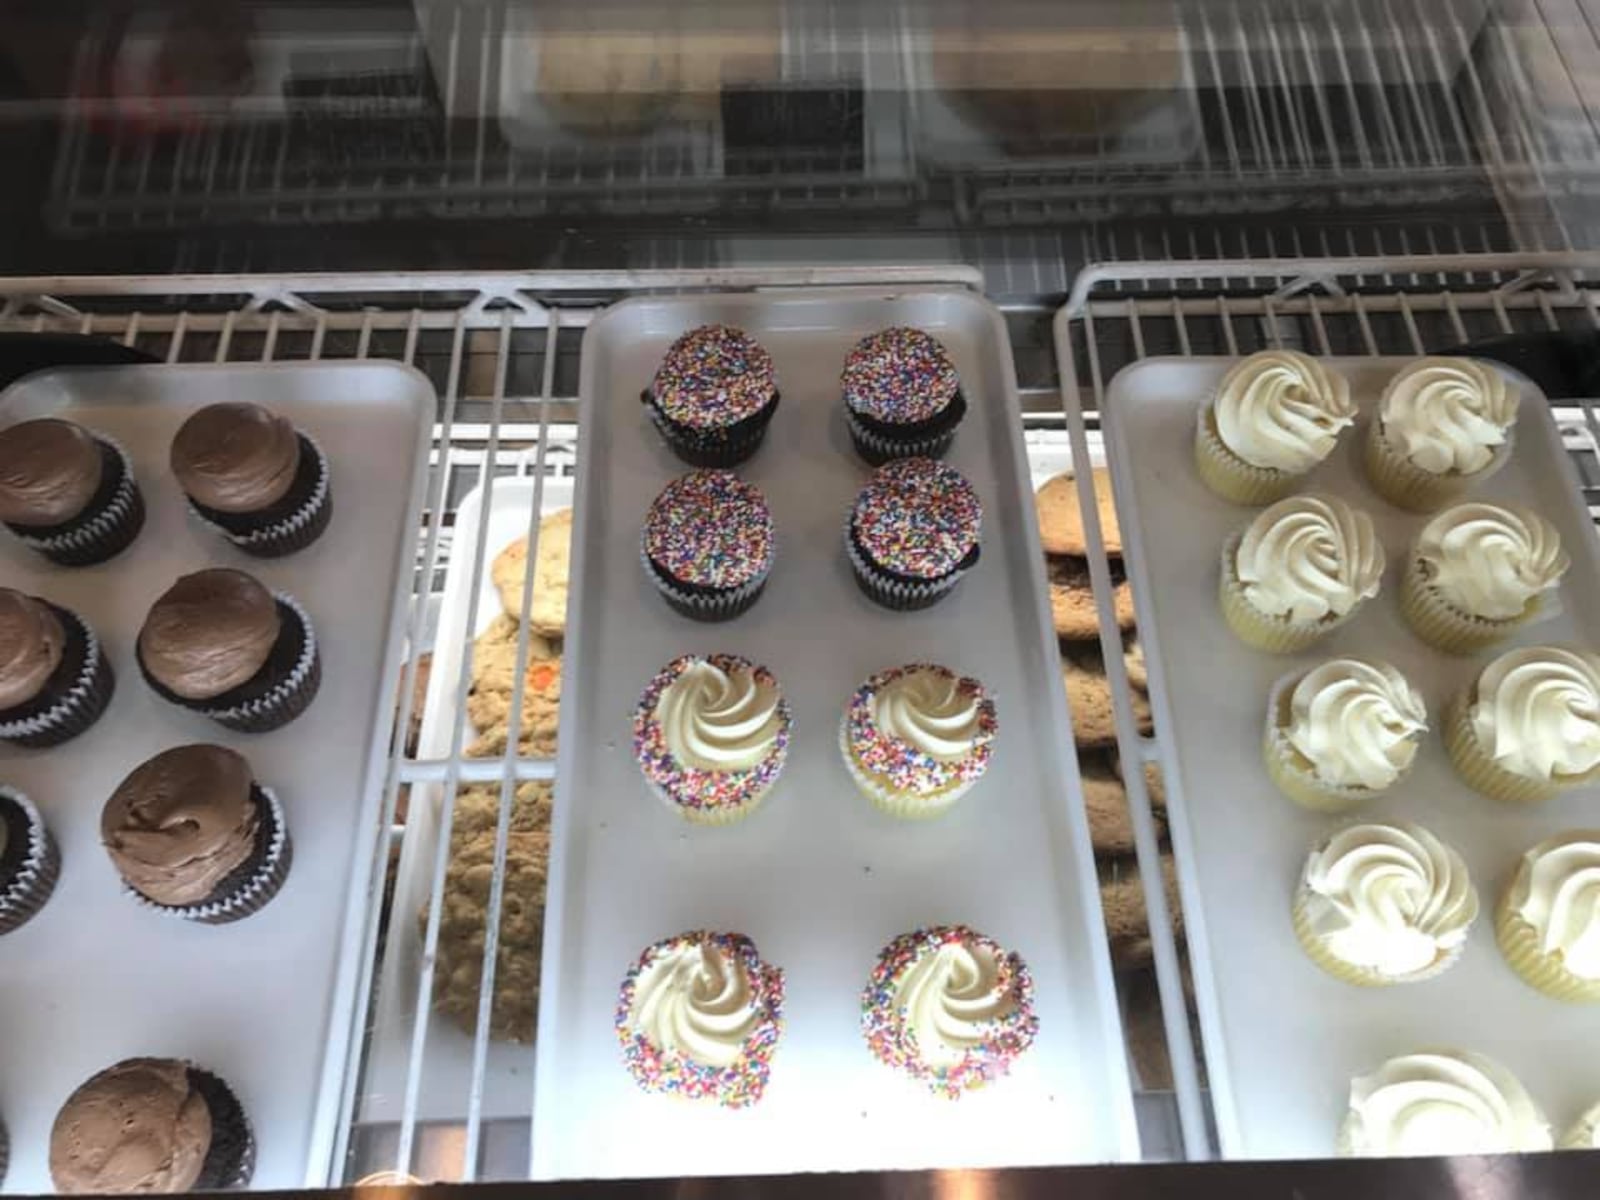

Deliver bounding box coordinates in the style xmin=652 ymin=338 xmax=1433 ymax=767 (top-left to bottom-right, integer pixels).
xmin=102 ymin=744 xmax=291 ymax=924
xmin=846 ymin=457 xmax=982 ymax=610
xmin=0 ymin=418 xmax=144 ymax=565
xmin=641 ymin=470 xmax=774 ymax=621
xmin=137 ymin=569 xmax=320 ymax=733
xmin=842 ymin=326 xmax=965 ymax=464
xmin=171 ymin=402 xmax=331 ymax=557
xmin=0 ymin=589 xmax=116 ymax=748
xmin=0 ymin=786 xmax=60 ymax=934
xmin=644 ymin=325 xmax=779 ymax=467
xmin=50 ymin=1058 xmax=255 ymax=1192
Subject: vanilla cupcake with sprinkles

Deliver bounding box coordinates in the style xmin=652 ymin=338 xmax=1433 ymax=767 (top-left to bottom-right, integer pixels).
xmin=641 ymin=470 xmax=774 ymax=621
xmin=842 ymin=326 xmax=965 ymax=464
xmin=847 ymin=457 xmax=983 ymax=611
xmin=644 ymin=325 xmax=779 ymax=467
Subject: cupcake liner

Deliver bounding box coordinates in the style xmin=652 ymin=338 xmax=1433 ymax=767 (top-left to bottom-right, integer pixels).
xmin=1495 ymin=888 xmax=1600 ymax=1003
xmin=0 ymin=1114 xmax=8 ymax=1186
xmin=838 ymin=716 xmax=973 ymax=819
xmin=0 ymin=787 xmax=60 ymax=935
xmin=127 ymin=787 xmax=292 ymax=925
xmin=0 ymin=607 xmax=115 ymax=748
xmin=187 ymin=433 xmax=333 ymax=558
xmin=187 ymin=1064 xmax=256 ymax=1189
xmin=1443 ymin=690 xmax=1572 ymax=804
xmin=1399 ymin=556 xmax=1541 ymax=655
xmin=1560 ymin=1105 xmax=1600 ymax=1150
xmin=645 ymin=390 xmax=778 ymax=468
xmin=846 ymin=409 xmax=959 ymax=467
xmin=1364 ymin=417 xmax=1512 ymax=512
xmin=1194 ymin=406 xmax=1300 ymax=506
xmin=5 ymin=437 xmax=145 ymax=566
xmin=1262 ymin=675 xmax=1396 ymax=812
xmin=1219 ymin=535 xmax=1355 ymax=653
xmin=639 ymin=541 xmax=771 ymax=622
xmin=645 ymin=776 xmax=770 ymax=827
xmin=844 ymin=519 xmax=971 ymax=611
xmin=1292 ymin=887 xmax=1463 ymax=986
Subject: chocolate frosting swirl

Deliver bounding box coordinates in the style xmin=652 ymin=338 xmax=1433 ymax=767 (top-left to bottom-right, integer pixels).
xmin=138 ymin=569 xmax=279 ymax=701
xmin=170 ymin=402 xmax=300 ymax=513
xmin=0 ymin=588 xmax=65 ymax=710
xmin=50 ymin=1058 xmax=212 ymax=1194
xmin=0 ymin=418 xmax=105 ymax=525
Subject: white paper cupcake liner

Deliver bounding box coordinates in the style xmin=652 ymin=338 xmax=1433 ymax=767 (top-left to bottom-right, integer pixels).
xmin=11 ymin=436 xmax=142 ymax=560
xmin=837 ymin=716 xmax=974 ymax=819
xmin=0 ymin=609 xmax=113 ymax=746
xmin=187 ymin=434 xmax=331 ymax=554
xmin=637 ymin=538 xmax=773 ymax=621
xmin=0 ymin=786 xmax=60 ymax=935
xmin=843 ymin=518 xmax=971 ymax=610
xmin=1261 ymin=670 xmax=1413 ymax=812
xmin=196 ymin=592 xmax=320 ymax=731
xmin=126 ymin=787 xmax=291 ymax=924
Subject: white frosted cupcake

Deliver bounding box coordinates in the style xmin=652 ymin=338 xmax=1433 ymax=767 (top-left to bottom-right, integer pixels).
xmin=1401 ymin=503 xmax=1569 ymax=654
xmin=1195 ymin=350 xmax=1355 ymax=505
xmin=1561 ymin=1100 xmax=1600 ymax=1149
xmin=1220 ymin=494 xmax=1385 ymax=653
xmin=1339 ymin=1049 xmax=1553 ymax=1155
xmin=1365 ymin=357 xmax=1517 ymax=511
xmin=1264 ymin=659 xmax=1427 ymax=812
xmin=1496 ymin=832 xmax=1600 ymax=1003
xmin=1293 ymin=822 xmax=1478 ymax=986
xmin=1444 ymin=646 xmax=1600 ymax=804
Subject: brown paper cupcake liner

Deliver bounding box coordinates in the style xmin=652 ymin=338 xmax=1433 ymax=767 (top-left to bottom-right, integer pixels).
xmin=1262 ymin=674 xmax=1400 ymax=812
xmin=1399 ymin=556 xmax=1541 ymax=655
xmin=199 ymin=593 xmax=321 ymax=733
xmin=845 ymin=519 xmax=973 ymax=612
xmin=0 ymin=787 xmax=60 ymax=935
xmin=128 ymin=787 xmax=292 ymax=925
xmin=1364 ymin=417 xmax=1511 ymax=513
xmin=1291 ymin=887 xmax=1463 ymax=986
xmin=1219 ymin=535 xmax=1354 ymax=653
xmin=838 ymin=716 xmax=973 ymax=819
xmin=189 ymin=434 xmax=332 ymax=559
xmin=1441 ymin=690 xmax=1586 ymax=804
xmin=846 ymin=409 xmax=959 ymax=467
xmin=7 ymin=436 xmax=145 ymax=566
xmin=0 ymin=608 xmax=115 ymax=748
xmin=1193 ymin=406 xmax=1301 ymax=506
xmin=638 ymin=540 xmax=771 ymax=622
xmin=1495 ymin=888 xmax=1600 ymax=1003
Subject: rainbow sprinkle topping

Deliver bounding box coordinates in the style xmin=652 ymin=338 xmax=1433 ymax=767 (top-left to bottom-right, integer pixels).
xmin=650 ymin=325 xmax=777 ymax=432
xmin=632 ymin=654 xmax=791 ymax=814
xmin=844 ymin=664 xmax=996 ymax=796
xmin=842 ymin=327 xmax=960 ymax=425
xmin=861 ymin=926 xmax=1038 ymax=1099
xmin=851 ymin=458 xmax=982 ymax=579
xmin=616 ymin=930 xmax=785 ymax=1107
xmin=643 ymin=471 xmax=774 ymax=590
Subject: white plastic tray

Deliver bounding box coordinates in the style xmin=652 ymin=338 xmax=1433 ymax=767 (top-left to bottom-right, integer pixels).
xmin=0 ymin=363 xmax=433 ymax=1190
xmin=531 ymin=288 xmax=1136 ymax=1179
xmin=1104 ymin=356 xmax=1600 ymax=1159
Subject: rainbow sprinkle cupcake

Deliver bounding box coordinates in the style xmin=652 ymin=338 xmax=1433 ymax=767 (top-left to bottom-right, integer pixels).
xmin=644 ymin=325 xmax=779 ymax=467
xmin=846 ymin=457 xmax=983 ymax=611
xmin=640 ymin=470 xmax=774 ymax=621
xmin=842 ymin=326 xmax=965 ymax=464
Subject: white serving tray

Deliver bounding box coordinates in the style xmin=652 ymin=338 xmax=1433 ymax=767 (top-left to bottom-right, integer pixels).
xmin=0 ymin=363 xmax=433 ymax=1190
xmin=1103 ymin=356 xmax=1600 ymax=1159
xmin=531 ymin=288 xmax=1136 ymax=1178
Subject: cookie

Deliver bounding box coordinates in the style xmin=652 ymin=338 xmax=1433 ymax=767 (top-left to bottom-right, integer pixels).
xmin=490 ymin=508 xmax=573 ymax=637
xmin=465 ymin=657 xmax=561 ymax=759
xmin=1111 ymin=752 xmax=1166 ymax=812
xmin=1122 ymin=630 xmax=1147 ymax=692
xmin=1062 ymin=646 xmax=1153 ymax=748
xmin=450 ymin=781 xmax=554 ymax=848
xmin=400 ymin=653 xmax=431 ymax=758
xmin=1082 ymin=757 xmax=1166 ymax=857
xmin=1048 ymin=555 xmax=1136 ymax=640
xmin=472 ymin=613 xmax=558 ymax=682
xmin=1099 ymin=852 xmax=1182 ymax=970
xmin=1036 ymin=468 xmax=1121 ymax=558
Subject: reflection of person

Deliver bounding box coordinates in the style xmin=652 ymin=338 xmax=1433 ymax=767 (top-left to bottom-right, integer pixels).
xmin=103 ymin=1 xmax=256 ymax=129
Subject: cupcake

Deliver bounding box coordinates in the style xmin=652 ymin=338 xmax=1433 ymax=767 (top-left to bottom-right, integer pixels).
xmin=1194 ymin=350 xmax=1354 ymax=505
xmin=1338 ymin=1050 xmax=1552 ymax=1155
xmin=640 ymin=470 xmax=774 ymax=621
xmin=0 ymin=588 xmax=116 ymax=748
xmin=102 ymin=744 xmax=292 ymax=924
xmin=50 ymin=1058 xmax=255 ymax=1192
xmin=861 ymin=925 xmax=1039 ymax=1097
xmin=1220 ymin=494 xmax=1385 ymax=653
xmin=1401 ymin=502 xmax=1569 ymax=655
xmin=846 ymin=457 xmax=982 ymax=611
xmin=841 ymin=326 xmax=965 ymax=464
xmin=1444 ymin=646 xmax=1600 ymax=804
xmin=840 ymin=664 xmax=997 ymax=819
xmin=0 ymin=1113 xmax=7 ymax=1185
xmin=0 ymin=418 xmax=145 ymax=565
xmin=1560 ymin=1100 xmax=1600 ymax=1150
xmin=1365 ymin=357 xmax=1517 ymax=511
xmin=0 ymin=785 xmax=60 ymax=934
xmin=1495 ymin=831 xmax=1600 ymax=1002
xmin=1292 ymin=822 xmax=1478 ymax=986
xmin=137 ymin=569 xmax=320 ymax=733
xmin=171 ymin=402 xmax=332 ymax=557
xmin=643 ymin=325 xmax=779 ymax=467
xmin=632 ymin=653 xmax=791 ymax=825
xmin=1263 ymin=658 xmax=1426 ymax=811
xmin=615 ymin=930 xmax=785 ymax=1107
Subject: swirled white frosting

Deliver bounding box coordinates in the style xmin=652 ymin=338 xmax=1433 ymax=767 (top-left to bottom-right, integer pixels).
xmin=894 ymin=939 xmax=1018 ymax=1068
xmin=1416 ymin=503 xmax=1568 ymax=620
xmin=1236 ymin=495 xmax=1385 ymax=622
xmin=1300 ymin=822 xmax=1478 ymax=977
xmin=1561 ymin=1102 xmax=1600 ymax=1150
xmin=629 ymin=939 xmax=761 ymax=1068
xmin=1285 ymin=659 xmax=1427 ymax=789
xmin=1213 ymin=350 xmax=1355 ymax=472
xmin=873 ymin=667 xmax=983 ymax=762
xmin=1379 ymin=357 xmax=1517 ymax=475
xmin=1470 ymin=646 xmax=1600 ymax=780
xmin=1508 ymin=832 xmax=1600 ymax=980
xmin=1343 ymin=1050 xmax=1552 ymax=1156
xmin=657 ymin=658 xmax=782 ymax=771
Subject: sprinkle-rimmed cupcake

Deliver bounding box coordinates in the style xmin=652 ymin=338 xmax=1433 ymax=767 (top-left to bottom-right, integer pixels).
xmin=861 ymin=925 xmax=1038 ymax=1097
xmin=0 ymin=588 xmax=115 ymax=748
xmin=0 ymin=418 xmax=145 ymax=565
xmin=171 ymin=402 xmax=332 ymax=557
xmin=846 ymin=457 xmax=982 ymax=611
xmin=632 ymin=653 xmax=791 ymax=825
xmin=641 ymin=470 xmax=774 ymax=621
xmin=1263 ymin=658 xmax=1426 ymax=812
xmin=50 ymin=1058 xmax=255 ymax=1193
xmin=1444 ymin=645 xmax=1600 ymax=804
xmin=1365 ymin=357 xmax=1517 ymax=511
xmin=0 ymin=785 xmax=60 ymax=935
xmin=1401 ymin=502 xmax=1569 ymax=655
xmin=615 ymin=930 xmax=785 ymax=1108
xmin=841 ymin=326 xmax=965 ymax=464
xmin=137 ymin=569 xmax=320 ymax=733
xmin=1220 ymin=494 xmax=1384 ymax=653
xmin=1338 ymin=1050 xmax=1552 ymax=1156
xmin=840 ymin=664 xmax=997 ymax=819
xmin=644 ymin=325 xmax=779 ymax=467
xmin=1293 ymin=822 xmax=1478 ymax=986
xmin=102 ymin=744 xmax=292 ymax=924
xmin=1194 ymin=350 xmax=1355 ymax=505
xmin=1495 ymin=831 xmax=1600 ymax=1003
xmin=1561 ymin=1100 xmax=1600 ymax=1150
